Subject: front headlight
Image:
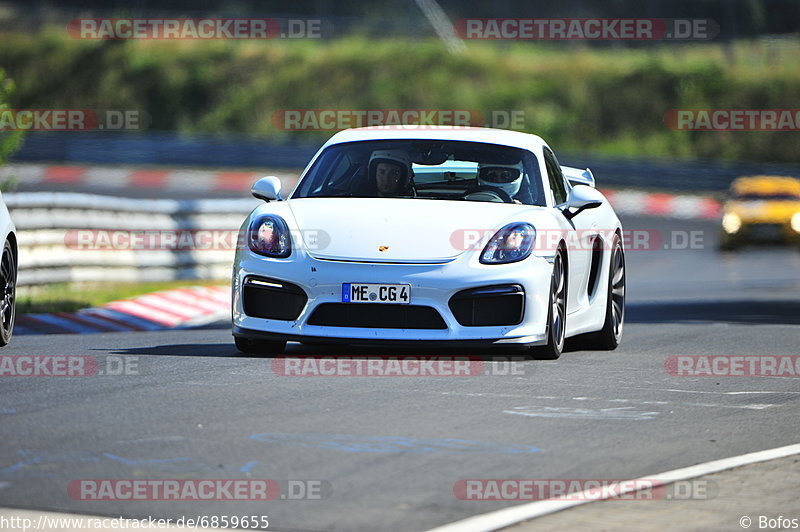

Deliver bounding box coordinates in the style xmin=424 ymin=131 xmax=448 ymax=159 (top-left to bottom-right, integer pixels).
xmin=722 ymin=213 xmax=742 ymax=234
xmin=791 ymin=213 xmax=800 ymax=233
xmin=480 ymin=222 xmax=536 ymax=264
xmin=248 ymin=215 xmax=292 ymax=258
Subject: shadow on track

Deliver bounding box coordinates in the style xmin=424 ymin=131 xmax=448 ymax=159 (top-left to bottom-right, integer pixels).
xmin=627 ymin=300 xmax=800 ymax=325
xmin=107 ymin=343 xmax=243 ymax=357
xmin=108 ymin=342 xmax=536 ymax=361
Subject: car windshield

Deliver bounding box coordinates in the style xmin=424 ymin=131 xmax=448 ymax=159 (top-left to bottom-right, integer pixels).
xmin=291 ymin=140 xmax=545 ymax=206
xmin=734 ymin=193 xmax=800 ymax=201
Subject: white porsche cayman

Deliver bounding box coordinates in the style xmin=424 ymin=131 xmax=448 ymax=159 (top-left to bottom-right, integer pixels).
xmin=232 ymin=127 xmax=625 ymax=359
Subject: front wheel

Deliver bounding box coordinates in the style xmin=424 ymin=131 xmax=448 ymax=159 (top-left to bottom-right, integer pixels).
xmin=588 ymin=235 xmax=625 ymax=350
xmin=234 ymin=337 xmax=286 ymax=356
xmin=0 ymin=240 xmax=16 ymax=347
xmin=532 ymin=250 xmax=566 ymax=360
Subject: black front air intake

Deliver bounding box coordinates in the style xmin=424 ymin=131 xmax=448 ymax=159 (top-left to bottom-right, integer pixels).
xmin=449 ymin=284 xmax=525 ymax=326
xmin=243 ymin=276 xmax=307 ymax=321
xmin=308 ymin=303 xmax=447 ymax=329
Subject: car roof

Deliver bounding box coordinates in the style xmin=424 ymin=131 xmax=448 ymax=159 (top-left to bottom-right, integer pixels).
xmin=730 ymin=175 xmax=800 ymax=196
xmin=321 ymin=126 xmax=548 ymax=152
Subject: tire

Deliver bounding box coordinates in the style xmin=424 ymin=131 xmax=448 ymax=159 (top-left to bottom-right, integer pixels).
xmin=588 ymin=235 xmax=625 ymax=350
xmin=532 ymin=249 xmax=566 ymax=360
xmin=0 ymin=240 xmax=16 ymax=347
xmin=234 ymin=336 xmax=286 ymax=356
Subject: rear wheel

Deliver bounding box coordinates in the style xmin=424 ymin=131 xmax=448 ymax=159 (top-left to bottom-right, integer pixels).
xmin=0 ymin=240 xmax=16 ymax=347
xmin=532 ymin=250 xmax=566 ymax=360
xmin=234 ymin=336 xmax=286 ymax=356
xmin=589 ymin=235 xmax=625 ymax=350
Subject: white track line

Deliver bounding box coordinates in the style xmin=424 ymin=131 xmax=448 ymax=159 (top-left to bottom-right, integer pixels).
xmin=425 ymin=442 xmax=800 ymax=532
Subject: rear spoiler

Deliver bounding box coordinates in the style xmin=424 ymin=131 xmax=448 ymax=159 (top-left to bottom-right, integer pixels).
xmin=561 ymin=166 xmax=595 ymax=188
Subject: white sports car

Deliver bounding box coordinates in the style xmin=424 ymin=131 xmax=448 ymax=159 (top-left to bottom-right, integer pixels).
xmin=232 ymin=127 xmax=625 ymax=359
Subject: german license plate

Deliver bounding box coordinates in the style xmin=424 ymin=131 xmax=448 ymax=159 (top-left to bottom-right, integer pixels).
xmin=342 ymin=283 xmax=411 ymax=304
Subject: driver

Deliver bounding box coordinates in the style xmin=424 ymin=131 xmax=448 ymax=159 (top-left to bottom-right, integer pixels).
xmin=477 ymin=162 xmax=525 ymax=203
xmin=369 ymin=150 xmax=414 ymax=197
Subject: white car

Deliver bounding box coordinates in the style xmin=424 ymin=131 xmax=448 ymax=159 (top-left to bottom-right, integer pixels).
xmin=232 ymin=127 xmax=625 ymax=359
xmin=0 ymin=191 xmax=16 ymax=346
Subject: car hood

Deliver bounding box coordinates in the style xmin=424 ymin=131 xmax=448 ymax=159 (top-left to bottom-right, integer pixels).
xmin=286 ymin=197 xmax=543 ymax=263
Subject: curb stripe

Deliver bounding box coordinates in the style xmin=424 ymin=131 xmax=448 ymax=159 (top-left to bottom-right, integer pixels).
xmin=6 ymin=164 xmax=723 ymax=220
xmin=76 ymin=310 xmax=143 ymax=331
xmin=84 ymin=168 xmax=133 ymax=188
xmin=178 ymin=286 xmax=232 ymax=306
xmin=127 ymin=296 xmax=199 ymax=320
xmin=16 ymin=315 xmax=74 ymax=334
xmin=191 ymin=286 xmax=230 ymax=302
xmin=58 ymin=311 xmax=135 ymax=332
xmin=14 ymin=325 xmax=35 ymax=335
xmin=55 ymin=312 xmax=123 ymax=332
xmin=85 ymin=308 xmax=163 ymax=331
xmin=701 ymin=197 xmax=722 ymax=218
xmin=44 ymin=166 xmax=87 ymax=183
xmin=17 ymin=286 xmax=231 ymax=335
xmin=154 ymin=291 xmax=221 ymax=313
xmin=215 ymin=171 xmax=261 ymax=191
xmin=129 ymin=169 xmax=169 ymax=188
xmin=20 ymin=314 xmax=87 ymax=334
xmin=33 ymin=313 xmax=101 ymax=334
xmin=104 ymin=301 xmax=183 ymax=327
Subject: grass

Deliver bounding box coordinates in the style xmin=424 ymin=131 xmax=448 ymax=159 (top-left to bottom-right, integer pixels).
xmin=1 ymin=32 xmax=799 ymax=162
xmin=16 ymin=280 xmax=226 ymax=314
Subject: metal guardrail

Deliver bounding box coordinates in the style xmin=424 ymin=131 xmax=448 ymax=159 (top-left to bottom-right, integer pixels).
xmin=5 ymin=186 xmax=721 ymax=287
xmin=6 ymin=192 xmax=261 ymax=286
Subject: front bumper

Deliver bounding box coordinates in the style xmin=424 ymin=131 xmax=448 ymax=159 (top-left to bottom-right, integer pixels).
xmin=721 ymin=222 xmax=800 ymax=246
xmin=232 ymin=252 xmax=553 ymax=346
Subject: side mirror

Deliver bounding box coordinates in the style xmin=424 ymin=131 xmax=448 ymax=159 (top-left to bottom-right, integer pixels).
xmin=561 ymin=166 xmax=596 ymax=188
xmin=251 ymin=176 xmax=282 ymax=202
xmin=563 ymin=184 xmax=603 ymax=220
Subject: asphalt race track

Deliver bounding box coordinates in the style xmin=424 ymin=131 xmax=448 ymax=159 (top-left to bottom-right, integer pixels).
xmin=1 ymin=215 xmax=799 ymax=531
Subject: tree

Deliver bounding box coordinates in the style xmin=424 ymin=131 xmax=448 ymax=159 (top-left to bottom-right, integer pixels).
xmin=0 ymin=67 xmax=24 ymax=191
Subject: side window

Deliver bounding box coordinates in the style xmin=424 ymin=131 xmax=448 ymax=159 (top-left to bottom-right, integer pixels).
xmin=543 ymin=148 xmax=568 ymax=205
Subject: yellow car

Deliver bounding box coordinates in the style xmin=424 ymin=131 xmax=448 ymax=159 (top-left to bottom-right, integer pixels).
xmin=720 ymin=176 xmax=800 ymax=250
